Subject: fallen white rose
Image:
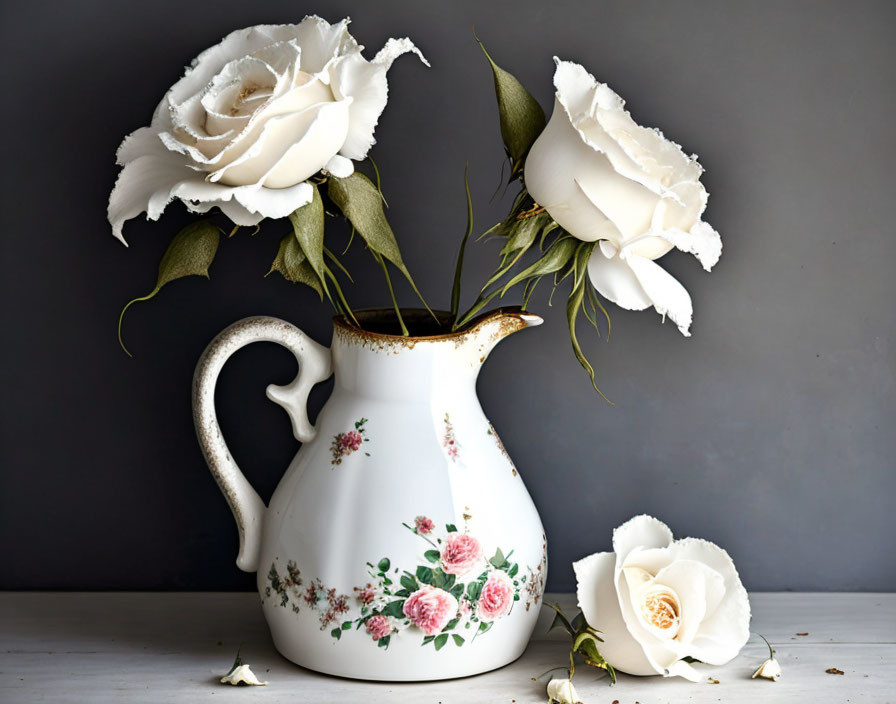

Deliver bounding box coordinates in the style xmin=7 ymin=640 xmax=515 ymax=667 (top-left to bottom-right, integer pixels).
xmin=573 ymin=515 xmax=750 ymax=681
xmin=546 ymin=677 xmax=582 ymax=704
xmin=525 ymin=59 xmax=721 ymax=335
xmin=220 ymin=663 xmax=267 ymax=686
xmin=108 ymin=16 xmax=427 ymax=243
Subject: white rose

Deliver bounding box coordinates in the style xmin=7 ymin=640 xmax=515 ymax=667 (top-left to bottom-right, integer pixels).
xmin=524 ymin=59 xmax=722 ymax=335
xmin=573 ymin=515 xmax=750 ymax=682
xmin=108 ymin=16 xmax=427 ymax=243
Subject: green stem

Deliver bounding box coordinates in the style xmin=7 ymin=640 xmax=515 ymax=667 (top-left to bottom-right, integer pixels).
xmin=450 ymin=166 xmax=474 ymax=323
xmin=374 ymin=252 xmax=408 ymax=336
xmin=323 ymin=265 xmax=358 ymax=327
xmin=117 ymin=288 xmax=160 ymax=357
xmin=324 ymin=246 xmax=353 ymax=282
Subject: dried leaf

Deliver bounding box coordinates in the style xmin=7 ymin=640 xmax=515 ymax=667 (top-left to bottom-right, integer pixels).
xmin=476 ymin=36 xmax=546 ymax=174
xmin=267 ymin=232 xmax=323 ymax=298
xmin=118 ymin=220 xmax=221 ymax=355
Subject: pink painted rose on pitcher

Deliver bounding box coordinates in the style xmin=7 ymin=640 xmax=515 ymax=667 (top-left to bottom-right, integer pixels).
xmin=402 ymin=585 xmax=458 ymax=635
xmin=477 ymin=571 xmax=514 ymax=621
xmin=414 ymin=515 xmax=435 ymax=534
xmin=365 ymin=614 xmax=392 ymax=641
xmin=440 ymin=532 xmax=483 ymax=576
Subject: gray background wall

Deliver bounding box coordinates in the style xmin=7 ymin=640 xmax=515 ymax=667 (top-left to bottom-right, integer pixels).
xmin=1 ymin=0 xmax=893 ymax=592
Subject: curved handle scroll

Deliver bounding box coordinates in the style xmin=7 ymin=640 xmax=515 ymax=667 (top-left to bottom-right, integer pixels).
xmin=192 ymin=316 xmax=332 ymax=572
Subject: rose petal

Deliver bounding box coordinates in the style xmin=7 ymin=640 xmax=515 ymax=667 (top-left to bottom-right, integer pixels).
xmin=587 ymin=247 xmax=653 ymax=311
xmin=612 ymin=515 xmax=674 ymax=565
xmin=210 ymin=100 xmax=350 ymax=187
xmin=107 ymin=151 xmax=195 ymax=244
xmin=115 ymin=126 xmax=164 ymax=166
xmin=651 ymin=559 xmax=723 ymax=645
xmin=292 ymin=16 xmax=357 ymax=74
xmin=524 ymin=101 xmax=624 ymax=243
xmin=172 ymin=178 xmax=313 ymax=220
xmin=330 ymin=37 xmax=428 ymax=161
xmin=185 ymin=197 xmax=264 ymax=227
xmin=574 ymin=167 xmax=660 ymax=239
xmin=233 ymin=182 xmax=314 ymax=218
xmin=323 ymin=154 xmax=354 ymax=178
xmin=167 ymin=18 xmax=350 ymax=107
xmin=625 ymin=538 xmax=751 ymax=666
xmin=624 ymin=255 xmax=694 ymax=336
xmin=649 ymin=220 xmax=722 ymax=272
xmin=573 ymin=551 xmax=656 ymax=675
xmin=552 ymin=58 xmax=703 ymax=198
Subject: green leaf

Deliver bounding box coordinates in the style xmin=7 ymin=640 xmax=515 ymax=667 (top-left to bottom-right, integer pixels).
xmin=331 ymin=628 xmax=341 ymax=640
xmin=415 ymin=565 xmax=434 ymax=585
xmin=500 ymin=236 xmax=577 ymax=296
xmin=545 ymin=601 xmax=576 ymax=637
xmin=476 ymin=36 xmax=546 ymax=174
xmin=377 ymin=558 xmax=391 ymax=573
xmin=118 ymin=220 xmax=221 ymax=356
xmin=342 ymin=621 xmax=352 ymax=630
xmin=327 ymin=172 xmax=433 ymax=316
xmin=382 ymin=600 xmax=406 ymax=619
xmin=452 ymin=634 xmax=465 ymax=647
xmin=288 ymin=183 xmax=325 ymax=285
xmin=508 ymin=563 xmax=519 ymax=578
xmin=424 ymin=549 xmax=441 ymax=564
xmin=434 ymin=634 xmax=449 ymax=651
xmin=466 ymin=581 xmax=483 ymax=602
xmin=445 ymin=523 xmax=458 ymax=533
xmin=400 ymin=574 xmax=418 ymax=592
xmin=566 ymin=242 xmax=612 ymax=404
xmin=267 ymin=231 xmax=324 ymax=298
xmin=489 ymin=548 xmax=506 ymax=568
xmin=499 ymin=215 xmax=544 ymax=259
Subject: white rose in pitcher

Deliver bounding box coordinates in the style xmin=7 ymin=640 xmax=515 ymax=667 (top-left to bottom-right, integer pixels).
xmin=108 ymin=16 xmax=427 ymax=242
xmin=573 ymin=515 xmax=750 ymax=681
xmin=525 ymin=59 xmax=722 ymax=335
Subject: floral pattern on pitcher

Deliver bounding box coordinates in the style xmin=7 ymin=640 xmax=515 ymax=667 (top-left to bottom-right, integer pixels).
xmin=264 ymin=516 xmax=544 ymax=651
xmin=330 ymin=417 xmax=370 ymax=466
xmin=442 ymin=413 xmax=460 ymax=461
xmin=487 ymin=422 xmax=517 ymax=476
xmin=265 ymin=561 xmax=352 ymax=628
xmin=524 ymin=533 xmax=548 ymax=611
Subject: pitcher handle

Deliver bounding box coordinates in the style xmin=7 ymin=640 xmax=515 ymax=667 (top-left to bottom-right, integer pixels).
xmin=192 ymin=316 xmax=332 ymax=572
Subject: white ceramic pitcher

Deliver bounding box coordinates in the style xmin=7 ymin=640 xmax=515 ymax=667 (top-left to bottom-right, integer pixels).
xmin=192 ymin=308 xmax=547 ymax=681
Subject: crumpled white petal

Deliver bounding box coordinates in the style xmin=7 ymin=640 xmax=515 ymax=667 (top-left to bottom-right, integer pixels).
xmin=220 ymin=663 xmax=267 ymax=686
xmin=546 ymin=678 xmax=581 ymax=704
xmin=753 ymin=657 xmax=782 ymax=681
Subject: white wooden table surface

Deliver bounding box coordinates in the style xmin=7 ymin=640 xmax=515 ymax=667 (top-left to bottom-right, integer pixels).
xmin=1 ymin=592 xmax=893 ymax=703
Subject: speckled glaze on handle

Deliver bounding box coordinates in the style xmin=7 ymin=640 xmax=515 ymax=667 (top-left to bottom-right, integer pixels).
xmin=192 ymin=316 xmax=332 ymax=572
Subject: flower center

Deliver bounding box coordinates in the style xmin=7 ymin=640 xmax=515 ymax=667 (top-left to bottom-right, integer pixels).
xmin=644 ymin=590 xmax=679 ymax=629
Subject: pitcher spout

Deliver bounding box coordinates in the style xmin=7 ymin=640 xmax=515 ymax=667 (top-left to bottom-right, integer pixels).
xmin=463 ymin=306 xmax=543 ymax=362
